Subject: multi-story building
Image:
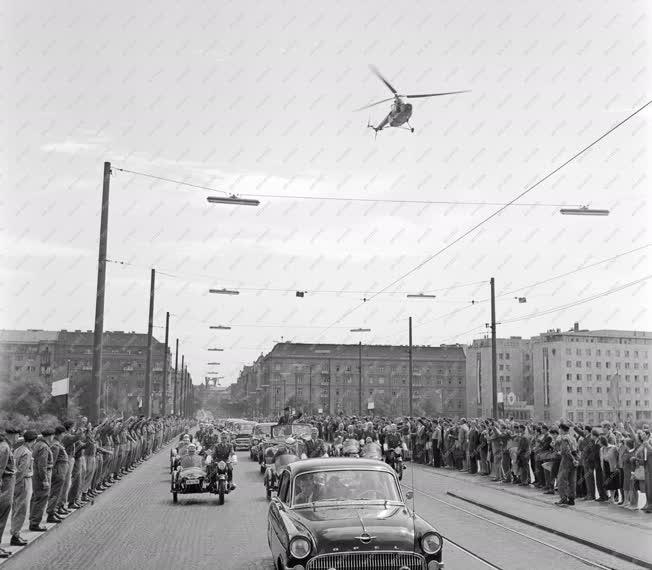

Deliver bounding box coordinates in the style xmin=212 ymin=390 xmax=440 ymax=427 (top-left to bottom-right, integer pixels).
xmin=234 ymin=342 xmax=466 ymax=418
xmin=465 ymin=336 xmax=533 ymax=419
xmin=0 ymin=329 xmax=178 ymax=416
xmin=531 ymin=326 xmax=652 ymax=423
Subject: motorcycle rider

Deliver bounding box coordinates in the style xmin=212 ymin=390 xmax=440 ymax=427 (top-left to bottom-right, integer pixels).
xmin=361 ymin=437 xmax=383 ymax=460
xmin=179 ymin=443 xmax=203 ymax=469
xmin=208 ymin=432 xmax=236 ymax=490
xmin=304 ymin=428 xmax=327 ymax=459
xmin=383 ymin=424 xmax=406 ymax=469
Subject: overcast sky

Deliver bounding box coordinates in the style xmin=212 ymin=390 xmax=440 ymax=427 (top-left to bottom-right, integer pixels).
xmin=3 ymin=0 xmax=651 ymax=386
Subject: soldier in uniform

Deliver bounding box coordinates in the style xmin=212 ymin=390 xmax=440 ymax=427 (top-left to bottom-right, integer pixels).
xmin=555 ymin=422 xmax=578 ymax=506
xmin=304 ymin=427 xmax=327 ymax=458
xmin=0 ymin=427 xmax=18 ymax=558
xmin=209 ymin=432 xmax=237 ymax=490
xmin=10 ymin=430 xmax=36 ymax=545
xmin=29 ymin=428 xmax=54 ymax=531
xmin=46 ymin=426 xmax=68 ymax=523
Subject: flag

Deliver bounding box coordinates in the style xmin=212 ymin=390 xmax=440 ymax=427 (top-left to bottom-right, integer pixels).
xmin=609 ymin=374 xmax=620 ymax=406
xmin=51 ymin=378 xmax=69 ymax=397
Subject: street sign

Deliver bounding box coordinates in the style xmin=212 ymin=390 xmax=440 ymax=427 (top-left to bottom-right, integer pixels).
xmin=497 ymin=392 xmax=504 ymax=404
xmin=317 ymin=408 xmax=323 ymax=414
xmin=51 ymin=378 xmax=69 ymax=397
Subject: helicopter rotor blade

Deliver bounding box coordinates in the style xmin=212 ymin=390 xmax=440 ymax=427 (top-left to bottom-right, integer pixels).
xmin=404 ymin=90 xmax=471 ymax=99
xmin=369 ymin=65 xmax=399 ymax=95
xmin=354 ymin=97 xmax=395 ymax=112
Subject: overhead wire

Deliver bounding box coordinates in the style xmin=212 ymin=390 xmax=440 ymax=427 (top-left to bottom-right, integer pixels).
xmin=315 ymin=99 xmax=652 ymax=338
xmin=113 ymin=166 xmax=578 ymax=208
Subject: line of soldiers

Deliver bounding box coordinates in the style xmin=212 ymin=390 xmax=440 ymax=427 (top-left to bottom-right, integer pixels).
xmin=0 ymin=415 xmax=186 ymax=559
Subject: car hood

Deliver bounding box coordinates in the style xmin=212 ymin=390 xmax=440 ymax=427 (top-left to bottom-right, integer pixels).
xmin=291 ymin=504 xmax=416 ymax=553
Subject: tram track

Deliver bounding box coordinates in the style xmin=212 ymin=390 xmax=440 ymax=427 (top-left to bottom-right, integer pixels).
xmin=401 ymin=478 xmax=623 ymax=570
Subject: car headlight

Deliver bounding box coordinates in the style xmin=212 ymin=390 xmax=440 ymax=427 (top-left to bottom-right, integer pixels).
xmin=421 ymin=532 xmax=443 ymax=555
xmin=289 ymin=537 xmax=311 ymax=559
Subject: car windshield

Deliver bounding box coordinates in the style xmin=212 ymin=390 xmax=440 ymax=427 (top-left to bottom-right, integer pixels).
xmin=271 ymin=423 xmax=312 ymax=439
xmin=236 ymin=424 xmax=255 ymax=434
xmin=292 ymin=470 xmax=401 ymax=506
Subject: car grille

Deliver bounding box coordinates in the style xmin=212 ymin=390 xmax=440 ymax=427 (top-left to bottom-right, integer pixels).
xmin=306 ymin=551 xmax=426 ymax=570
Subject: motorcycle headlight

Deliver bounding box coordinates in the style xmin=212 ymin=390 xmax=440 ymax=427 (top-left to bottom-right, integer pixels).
xmin=421 ymin=532 xmax=443 ymax=555
xmin=289 ymin=537 xmax=311 ymax=559
xmin=217 ymin=461 xmax=227 ymax=470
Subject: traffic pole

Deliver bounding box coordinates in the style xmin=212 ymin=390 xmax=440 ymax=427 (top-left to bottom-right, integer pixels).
xmin=173 ymin=339 xmax=179 ymax=414
xmin=358 ymin=341 xmax=362 ymax=415
xmin=161 ymin=311 xmax=170 ymax=415
xmin=408 ymin=316 xmax=413 ymax=418
xmin=179 ymin=355 xmax=185 ymax=417
xmin=90 ymin=162 xmax=111 ymax=423
xmin=143 ymin=268 xmax=155 ymax=416
xmin=490 ymin=277 xmax=498 ymax=419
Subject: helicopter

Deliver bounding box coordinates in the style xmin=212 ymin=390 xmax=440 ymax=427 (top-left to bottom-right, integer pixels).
xmin=357 ymin=65 xmax=470 ymax=135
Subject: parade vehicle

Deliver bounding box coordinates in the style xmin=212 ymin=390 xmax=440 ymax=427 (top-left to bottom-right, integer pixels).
xmin=263 ymin=423 xmax=312 ymax=500
xmin=251 ymin=422 xmax=275 ymax=462
xmin=171 ymin=456 xmax=233 ymax=505
xmin=358 ymin=64 xmax=469 ymax=135
xmin=267 ymin=458 xmax=444 ymax=570
xmin=234 ymin=421 xmax=257 ymax=451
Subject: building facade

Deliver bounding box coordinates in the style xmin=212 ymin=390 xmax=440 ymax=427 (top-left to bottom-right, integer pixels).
xmin=465 ymin=336 xmax=534 ymax=419
xmin=234 ymin=342 xmax=467 ymax=418
xmin=0 ymin=329 xmax=179 ymax=416
xmin=531 ymin=327 xmax=651 ymax=423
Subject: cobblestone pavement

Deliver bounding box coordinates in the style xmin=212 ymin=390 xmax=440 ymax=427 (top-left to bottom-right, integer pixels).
xmin=2 ymin=450 xmax=642 ymax=570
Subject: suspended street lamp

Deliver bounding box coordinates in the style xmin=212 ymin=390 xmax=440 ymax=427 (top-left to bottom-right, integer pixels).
xmin=207 ymin=348 xmax=224 ymax=351
xmin=209 ymin=288 xmax=240 ymax=295
xmin=406 ymin=293 xmax=437 ymax=299
xmin=350 ymin=328 xmax=371 ymax=332
xmin=207 ymin=195 xmax=260 ymax=206
xmin=209 ymin=325 xmax=231 ymax=330
xmin=560 ymin=206 xmax=609 ymax=216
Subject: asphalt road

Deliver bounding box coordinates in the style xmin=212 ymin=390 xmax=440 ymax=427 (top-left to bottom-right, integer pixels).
xmin=1 ymin=448 xmax=642 ymax=570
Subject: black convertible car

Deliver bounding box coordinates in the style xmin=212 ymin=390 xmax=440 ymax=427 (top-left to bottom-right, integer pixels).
xmin=267 ymin=458 xmax=444 ymax=570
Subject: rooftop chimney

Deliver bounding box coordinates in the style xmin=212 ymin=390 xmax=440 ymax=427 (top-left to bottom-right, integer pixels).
xmin=573 ymin=322 xmax=579 ymax=332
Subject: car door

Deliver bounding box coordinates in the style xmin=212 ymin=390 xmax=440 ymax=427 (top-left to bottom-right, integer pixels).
xmin=269 ymin=470 xmax=291 ymax=555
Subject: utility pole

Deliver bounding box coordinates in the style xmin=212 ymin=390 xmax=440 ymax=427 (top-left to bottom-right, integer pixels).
xmin=179 ymin=354 xmax=185 ymax=417
xmin=161 ymin=311 xmax=170 ymax=416
xmin=490 ymin=277 xmax=498 ymax=419
xmin=358 ymin=341 xmax=363 ymax=416
xmin=309 ymin=365 xmax=313 ymax=414
xmin=143 ymin=268 xmax=155 ymax=416
xmin=173 ymin=339 xmax=179 ymax=415
xmin=408 ymin=316 xmax=413 ymax=417
xmin=90 ymin=161 xmax=111 ymax=423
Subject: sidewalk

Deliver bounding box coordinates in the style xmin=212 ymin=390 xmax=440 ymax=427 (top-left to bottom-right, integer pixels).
xmin=414 ymin=464 xmax=652 ymax=567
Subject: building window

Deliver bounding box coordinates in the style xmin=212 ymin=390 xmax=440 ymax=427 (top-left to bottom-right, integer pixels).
xmin=586 ymin=361 xmax=591 ymax=368
xmin=576 ymin=361 xmax=582 ymax=368
xmin=566 ymin=361 xmax=572 ymax=368
xmin=505 ymin=353 xmax=510 ymax=360
xmin=576 ymin=374 xmax=582 ymax=380
xmin=499 ymin=364 xmax=504 ymax=371
xmin=626 ymin=400 xmax=631 ymax=407
xmin=596 ymin=387 xmax=602 ymax=393
xmin=597 ymin=374 xmax=602 ymax=381
xmin=566 ymin=348 xmax=572 ymax=355
xmin=585 ymin=349 xmax=592 ymax=356
xmin=577 ymin=400 xmax=583 ymax=407
xmin=499 ymin=353 xmax=503 ymax=360
xmin=596 ymin=349 xmax=601 ymax=356
xmin=568 ymin=411 xmax=574 ymax=421
xmin=567 ymin=386 xmax=572 ymax=393
xmin=625 ymin=350 xmax=630 ymax=357
xmin=596 ymin=362 xmax=601 ymax=368
xmin=576 ymin=349 xmax=582 ymax=356
xmin=567 ymin=399 xmax=573 ymax=406
xmin=566 ymin=373 xmax=572 ymax=381
xmin=587 ymin=400 xmax=593 ymax=407
xmin=586 ymin=374 xmax=592 ymax=381
xmin=576 ymin=387 xmax=582 ymax=393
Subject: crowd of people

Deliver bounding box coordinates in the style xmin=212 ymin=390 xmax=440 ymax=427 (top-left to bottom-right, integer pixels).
xmin=255 ymin=409 xmax=652 ymax=512
xmin=0 ymin=415 xmax=188 ymax=559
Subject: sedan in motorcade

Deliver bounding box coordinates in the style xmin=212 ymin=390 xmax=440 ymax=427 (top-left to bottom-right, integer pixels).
xmin=267 ymin=458 xmax=444 ymax=570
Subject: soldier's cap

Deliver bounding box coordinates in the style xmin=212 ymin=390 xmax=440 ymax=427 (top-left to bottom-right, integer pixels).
xmin=23 ymin=430 xmax=38 ymax=442
xmin=559 ymin=423 xmax=570 ymax=431
xmin=283 ymin=407 xmax=290 ymax=412
xmin=54 ymin=425 xmax=66 ymax=435
xmin=584 ymin=425 xmax=592 ymax=431
xmin=41 ymin=427 xmax=55 ymax=436
xmin=591 ymin=428 xmax=601 ymax=437
xmin=549 ymin=428 xmax=559 ymax=435
xmin=4 ymin=426 xmax=21 ymax=435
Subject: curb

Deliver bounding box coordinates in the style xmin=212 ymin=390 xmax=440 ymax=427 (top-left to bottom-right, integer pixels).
xmin=0 ymin=440 xmax=177 ymax=567
xmin=446 ymin=491 xmax=652 ymax=569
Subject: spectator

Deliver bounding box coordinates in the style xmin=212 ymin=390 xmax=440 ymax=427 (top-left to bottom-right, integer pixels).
xmin=9 ymin=430 xmax=36 ymax=545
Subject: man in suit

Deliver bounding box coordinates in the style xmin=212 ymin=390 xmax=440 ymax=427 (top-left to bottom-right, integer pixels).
xmin=29 ymin=428 xmax=54 ymax=531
